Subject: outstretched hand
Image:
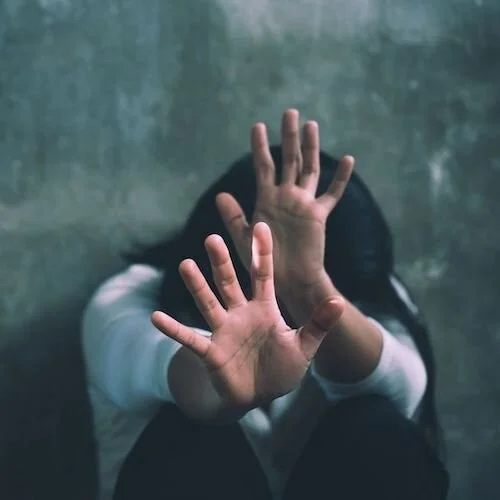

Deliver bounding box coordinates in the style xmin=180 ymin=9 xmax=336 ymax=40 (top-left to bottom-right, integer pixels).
xmin=152 ymin=222 xmax=344 ymax=411
xmin=216 ymin=109 xmax=354 ymax=291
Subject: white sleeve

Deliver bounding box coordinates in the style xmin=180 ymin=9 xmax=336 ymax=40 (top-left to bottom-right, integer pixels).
xmin=310 ymin=318 xmax=427 ymax=418
xmin=82 ymin=264 xmax=209 ymax=413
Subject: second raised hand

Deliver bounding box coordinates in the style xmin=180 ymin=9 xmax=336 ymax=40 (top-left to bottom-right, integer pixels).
xmin=152 ymin=222 xmax=344 ymax=411
xmin=215 ymin=109 xmax=355 ymax=290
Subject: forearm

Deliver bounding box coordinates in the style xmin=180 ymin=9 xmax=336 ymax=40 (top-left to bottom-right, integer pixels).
xmin=279 ymin=270 xmax=383 ymax=383
xmin=168 ymin=347 xmax=248 ymax=424
xmin=311 ymin=323 xmax=428 ymax=417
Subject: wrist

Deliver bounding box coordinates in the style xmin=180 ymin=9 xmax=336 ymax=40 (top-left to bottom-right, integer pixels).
xmin=313 ymin=302 xmax=384 ymax=383
xmin=169 ymin=348 xmax=250 ymax=424
xmin=279 ymin=269 xmax=340 ymax=326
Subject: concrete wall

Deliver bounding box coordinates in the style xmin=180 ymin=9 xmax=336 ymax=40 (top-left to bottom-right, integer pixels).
xmin=1 ymin=0 xmax=499 ymax=498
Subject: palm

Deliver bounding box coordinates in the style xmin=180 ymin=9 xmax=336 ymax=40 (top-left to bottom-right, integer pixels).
xmin=216 ymin=109 xmax=354 ymax=289
xmin=206 ymin=300 xmax=309 ymax=406
xmin=152 ymin=222 xmax=343 ymax=411
xmin=252 ymin=187 xmax=327 ymax=284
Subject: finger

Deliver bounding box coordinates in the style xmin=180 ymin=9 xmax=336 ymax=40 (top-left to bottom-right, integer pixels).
xmin=298 ymin=120 xmax=320 ymax=194
xmin=317 ymin=155 xmax=355 ymax=214
xmin=205 ymin=234 xmax=247 ymax=308
xmin=298 ymin=297 xmax=345 ymax=360
xmin=251 ymin=123 xmax=276 ymax=192
xmin=216 ymin=192 xmax=252 ymax=268
xmin=281 ymin=109 xmax=303 ymax=185
xmin=179 ymin=259 xmax=226 ymax=330
xmin=250 ymin=222 xmax=276 ymax=301
xmin=152 ymin=311 xmax=211 ymax=359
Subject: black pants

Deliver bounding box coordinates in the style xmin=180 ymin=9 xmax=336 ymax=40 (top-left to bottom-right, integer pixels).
xmin=114 ymin=395 xmax=449 ymax=500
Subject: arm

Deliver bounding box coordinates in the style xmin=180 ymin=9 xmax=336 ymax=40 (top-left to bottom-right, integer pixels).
xmin=151 ymin=223 xmax=344 ymax=424
xmin=216 ymin=110 xmax=382 ymax=384
xmin=81 ymin=265 xmax=180 ymax=412
xmin=311 ymin=322 xmax=427 ymax=418
xmin=216 ymin=109 xmax=426 ymax=417
xmin=280 ymin=271 xmax=427 ymax=418
xmin=280 ymin=271 xmax=383 ymax=383
xmin=82 ymin=264 xmax=231 ymax=420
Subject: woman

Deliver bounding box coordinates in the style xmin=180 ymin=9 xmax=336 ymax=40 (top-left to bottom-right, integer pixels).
xmin=82 ymin=110 xmax=449 ymax=500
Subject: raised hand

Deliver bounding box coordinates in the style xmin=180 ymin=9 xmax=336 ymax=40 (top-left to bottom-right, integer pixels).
xmin=152 ymin=222 xmax=344 ymax=411
xmin=215 ymin=109 xmax=354 ymax=291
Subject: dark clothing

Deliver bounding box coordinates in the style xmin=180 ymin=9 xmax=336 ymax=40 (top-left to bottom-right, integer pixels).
xmin=114 ymin=395 xmax=449 ymax=500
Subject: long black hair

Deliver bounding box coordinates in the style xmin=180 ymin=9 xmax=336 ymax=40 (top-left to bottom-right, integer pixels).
xmin=126 ymin=146 xmax=443 ymax=455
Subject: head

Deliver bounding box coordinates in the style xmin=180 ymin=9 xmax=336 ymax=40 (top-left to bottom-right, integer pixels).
xmin=130 ymin=146 xmax=394 ymax=307
xmin=127 ymin=146 xmax=444 ymax=455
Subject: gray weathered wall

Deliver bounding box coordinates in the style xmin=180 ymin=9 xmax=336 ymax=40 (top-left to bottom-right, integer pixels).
xmin=1 ymin=0 xmax=499 ymax=498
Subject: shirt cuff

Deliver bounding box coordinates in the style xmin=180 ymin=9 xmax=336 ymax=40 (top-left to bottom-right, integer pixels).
xmin=310 ymin=318 xmax=394 ymax=401
xmin=309 ymin=317 xmax=427 ymax=418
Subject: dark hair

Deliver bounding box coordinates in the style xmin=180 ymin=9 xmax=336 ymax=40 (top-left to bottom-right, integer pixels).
xmin=126 ymin=146 xmax=443 ymax=455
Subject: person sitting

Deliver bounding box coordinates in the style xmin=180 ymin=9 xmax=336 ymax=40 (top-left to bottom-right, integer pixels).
xmin=82 ymin=109 xmax=449 ymax=500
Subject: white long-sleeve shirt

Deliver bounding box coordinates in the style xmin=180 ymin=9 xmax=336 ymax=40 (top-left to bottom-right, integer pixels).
xmin=82 ymin=264 xmax=427 ymax=500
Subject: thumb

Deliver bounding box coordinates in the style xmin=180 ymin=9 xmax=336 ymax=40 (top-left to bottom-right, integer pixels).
xmin=216 ymin=192 xmax=252 ymax=268
xmin=298 ymin=296 xmax=345 ymax=360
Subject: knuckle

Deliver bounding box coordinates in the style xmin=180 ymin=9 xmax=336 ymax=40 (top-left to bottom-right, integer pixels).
xmin=200 ymin=295 xmax=218 ymax=313
xmin=254 ymin=269 xmax=271 ymax=281
xmin=219 ymin=273 xmax=237 ymax=288
xmin=191 ymin=281 xmax=207 ymax=297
